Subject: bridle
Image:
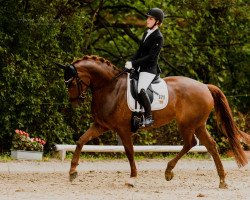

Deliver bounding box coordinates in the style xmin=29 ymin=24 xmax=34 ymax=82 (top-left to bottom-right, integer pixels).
xmin=64 ymin=64 xmax=128 ymax=102
xmin=65 ymin=64 xmax=90 ymax=102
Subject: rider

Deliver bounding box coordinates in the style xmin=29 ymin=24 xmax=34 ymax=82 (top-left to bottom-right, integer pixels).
xmin=125 ymin=8 xmax=165 ymax=126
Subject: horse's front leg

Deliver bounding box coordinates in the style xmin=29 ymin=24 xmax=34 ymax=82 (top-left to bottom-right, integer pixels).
xmin=69 ymin=124 xmax=105 ymax=181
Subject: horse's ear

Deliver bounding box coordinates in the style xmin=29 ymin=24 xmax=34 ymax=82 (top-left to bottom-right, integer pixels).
xmin=54 ymin=62 xmax=66 ymax=69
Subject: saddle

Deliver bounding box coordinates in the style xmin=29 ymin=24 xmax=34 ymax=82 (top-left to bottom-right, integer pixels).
xmin=127 ymin=70 xmax=168 ymax=132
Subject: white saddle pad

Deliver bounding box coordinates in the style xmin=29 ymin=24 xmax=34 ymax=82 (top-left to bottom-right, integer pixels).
xmin=127 ymin=73 xmax=168 ymax=111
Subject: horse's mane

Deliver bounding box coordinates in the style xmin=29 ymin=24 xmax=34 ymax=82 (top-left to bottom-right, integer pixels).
xmin=72 ymin=55 xmax=121 ymax=72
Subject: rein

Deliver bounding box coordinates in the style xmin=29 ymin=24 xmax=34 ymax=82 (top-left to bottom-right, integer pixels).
xmin=110 ymin=68 xmax=128 ymax=81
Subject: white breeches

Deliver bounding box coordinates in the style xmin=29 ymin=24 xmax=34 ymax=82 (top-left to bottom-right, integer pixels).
xmin=138 ymin=72 xmax=156 ymax=92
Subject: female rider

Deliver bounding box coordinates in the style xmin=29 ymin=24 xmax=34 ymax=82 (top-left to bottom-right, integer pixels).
xmin=125 ymin=8 xmax=165 ymax=126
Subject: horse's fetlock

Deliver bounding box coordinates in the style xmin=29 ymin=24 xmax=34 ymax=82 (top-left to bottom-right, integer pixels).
xmin=167 ymin=162 xmax=175 ymax=169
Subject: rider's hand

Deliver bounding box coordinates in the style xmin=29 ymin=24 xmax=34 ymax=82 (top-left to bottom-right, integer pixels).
xmin=125 ymin=61 xmax=133 ymax=70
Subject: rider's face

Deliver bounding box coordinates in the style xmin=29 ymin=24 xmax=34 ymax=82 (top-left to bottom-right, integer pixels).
xmin=146 ymin=16 xmax=156 ymax=28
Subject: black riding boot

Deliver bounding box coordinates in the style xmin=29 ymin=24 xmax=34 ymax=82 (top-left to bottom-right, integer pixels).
xmin=138 ymin=89 xmax=154 ymax=126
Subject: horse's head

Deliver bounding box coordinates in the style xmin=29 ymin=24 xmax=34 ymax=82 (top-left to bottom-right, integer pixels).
xmin=56 ymin=55 xmax=123 ymax=107
xmin=55 ymin=62 xmax=90 ymax=107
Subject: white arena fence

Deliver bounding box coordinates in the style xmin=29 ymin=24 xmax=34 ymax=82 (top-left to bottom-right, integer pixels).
xmin=54 ymin=144 xmax=207 ymax=161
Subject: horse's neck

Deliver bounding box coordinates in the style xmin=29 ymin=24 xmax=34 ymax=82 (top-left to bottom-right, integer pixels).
xmin=91 ymin=75 xmax=126 ymax=116
xmin=87 ymin=64 xmax=116 ymax=90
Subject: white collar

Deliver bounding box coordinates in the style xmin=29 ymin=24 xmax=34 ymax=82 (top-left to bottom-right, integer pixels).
xmin=147 ymin=26 xmax=158 ymax=33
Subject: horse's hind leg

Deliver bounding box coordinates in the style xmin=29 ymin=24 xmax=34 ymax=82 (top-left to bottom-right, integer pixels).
xmin=122 ymin=136 xmax=137 ymax=177
xmin=195 ymin=125 xmax=227 ymax=189
xmin=118 ymin=131 xmax=137 ymax=186
xmin=165 ymin=126 xmax=197 ymax=181
xmin=69 ymin=124 xmax=106 ymax=181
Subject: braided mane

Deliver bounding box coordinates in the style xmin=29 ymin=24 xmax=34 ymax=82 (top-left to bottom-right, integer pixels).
xmin=72 ymin=55 xmax=120 ymax=72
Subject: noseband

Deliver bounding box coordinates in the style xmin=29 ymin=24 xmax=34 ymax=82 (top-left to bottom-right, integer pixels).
xmin=65 ymin=64 xmax=89 ymax=102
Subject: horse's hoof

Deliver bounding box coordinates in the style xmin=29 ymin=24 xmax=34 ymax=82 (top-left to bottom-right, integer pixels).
xmin=165 ymin=170 xmax=174 ymax=181
xmin=219 ymin=182 xmax=228 ymax=189
xmin=125 ymin=177 xmax=137 ymax=187
xmin=69 ymin=171 xmax=78 ymax=182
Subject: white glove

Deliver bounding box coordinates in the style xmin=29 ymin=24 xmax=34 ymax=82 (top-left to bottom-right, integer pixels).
xmin=125 ymin=61 xmax=133 ymax=69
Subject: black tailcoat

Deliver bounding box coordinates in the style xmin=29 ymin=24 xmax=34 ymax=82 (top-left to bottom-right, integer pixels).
xmin=131 ymin=29 xmax=164 ymax=75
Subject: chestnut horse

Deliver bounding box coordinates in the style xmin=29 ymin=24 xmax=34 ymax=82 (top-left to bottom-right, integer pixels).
xmin=56 ymin=55 xmax=250 ymax=188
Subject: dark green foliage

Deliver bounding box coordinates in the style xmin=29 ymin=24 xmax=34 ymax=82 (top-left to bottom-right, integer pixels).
xmin=0 ymin=0 xmax=249 ymax=153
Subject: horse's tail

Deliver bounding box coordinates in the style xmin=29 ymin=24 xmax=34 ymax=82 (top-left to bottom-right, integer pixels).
xmin=207 ymin=84 xmax=250 ymax=167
